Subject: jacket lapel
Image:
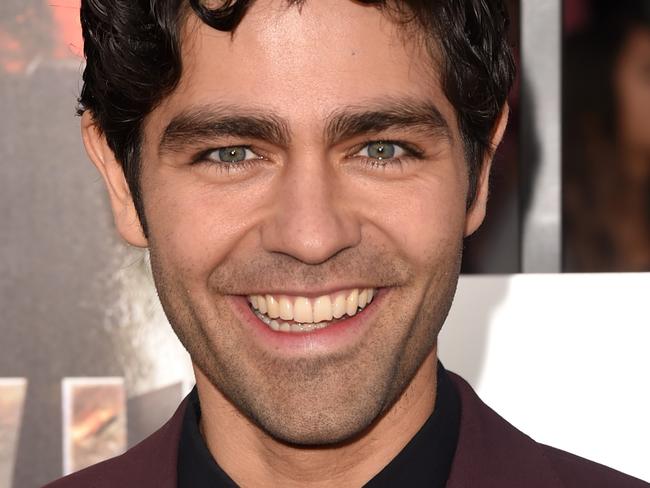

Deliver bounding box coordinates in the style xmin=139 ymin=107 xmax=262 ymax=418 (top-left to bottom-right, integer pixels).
xmin=118 ymin=396 xmax=189 ymax=488
xmin=446 ymin=373 xmax=564 ymax=488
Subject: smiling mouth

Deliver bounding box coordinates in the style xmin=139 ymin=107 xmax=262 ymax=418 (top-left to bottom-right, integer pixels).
xmin=247 ymin=288 xmax=376 ymax=333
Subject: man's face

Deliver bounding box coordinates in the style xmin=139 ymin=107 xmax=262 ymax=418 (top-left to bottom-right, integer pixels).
xmin=133 ymin=0 xmax=486 ymax=444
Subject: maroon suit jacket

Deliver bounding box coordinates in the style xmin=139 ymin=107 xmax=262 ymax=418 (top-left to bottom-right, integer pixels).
xmin=44 ymin=373 xmax=649 ymax=487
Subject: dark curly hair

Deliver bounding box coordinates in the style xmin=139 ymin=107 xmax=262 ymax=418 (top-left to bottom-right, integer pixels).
xmin=79 ymin=0 xmax=515 ymax=235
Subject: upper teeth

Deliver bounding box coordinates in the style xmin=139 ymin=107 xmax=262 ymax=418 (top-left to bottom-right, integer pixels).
xmin=248 ymin=288 xmax=375 ymax=323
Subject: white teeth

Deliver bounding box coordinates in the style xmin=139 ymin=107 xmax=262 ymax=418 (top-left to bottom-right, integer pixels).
xmin=358 ymin=289 xmax=368 ymax=308
xmin=332 ymin=293 xmax=346 ymax=318
xmin=257 ymin=295 xmax=267 ymax=314
xmin=266 ymin=295 xmax=280 ymax=319
xmin=254 ymin=310 xmax=334 ymax=334
xmin=293 ymin=297 xmax=313 ymax=323
xmin=346 ymin=289 xmax=359 ymax=317
xmin=279 ymin=297 xmax=293 ymax=321
xmin=313 ymin=295 xmax=333 ymax=323
xmin=249 ymin=287 xmax=376 ymax=331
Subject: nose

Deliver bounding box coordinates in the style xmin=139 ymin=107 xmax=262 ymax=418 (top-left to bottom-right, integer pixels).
xmin=261 ymin=154 xmax=361 ymax=265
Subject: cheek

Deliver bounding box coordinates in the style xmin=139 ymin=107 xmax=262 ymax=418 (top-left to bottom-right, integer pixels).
xmin=142 ymin=170 xmax=266 ymax=283
xmin=357 ymin=171 xmax=467 ymax=269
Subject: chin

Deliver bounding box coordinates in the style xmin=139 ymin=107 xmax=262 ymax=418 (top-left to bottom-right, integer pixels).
xmin=242 ymin=370 xmax=405 ymax=448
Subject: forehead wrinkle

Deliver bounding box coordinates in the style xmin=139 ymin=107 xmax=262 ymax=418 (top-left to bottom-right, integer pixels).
xmin=323 ymin=97 xmax=451 ymax=145
xmin=158 ymin=103 xmax=292 ymax=155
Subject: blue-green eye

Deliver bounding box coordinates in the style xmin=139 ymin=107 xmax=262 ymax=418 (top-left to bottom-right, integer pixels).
xmin=357 ymin=141 xmax=406 ymax=160
xmin=210 ymin=146 xmax=258 ymax=163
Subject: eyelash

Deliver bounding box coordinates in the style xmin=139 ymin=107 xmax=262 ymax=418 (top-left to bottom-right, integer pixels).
xmin=192 ymin=140 xmax=424 ymax=174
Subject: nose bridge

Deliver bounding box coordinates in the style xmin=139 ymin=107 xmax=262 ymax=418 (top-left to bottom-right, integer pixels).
xmin=261 ymin=153 xmax=360 ymax=264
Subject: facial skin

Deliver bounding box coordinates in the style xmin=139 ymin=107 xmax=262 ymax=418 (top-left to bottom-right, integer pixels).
xmin=83 ymin=0 xmax=507 ymax=485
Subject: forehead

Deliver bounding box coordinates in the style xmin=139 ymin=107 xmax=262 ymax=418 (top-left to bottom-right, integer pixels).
xmin=151 ymin=0 xmax=454 ymax=136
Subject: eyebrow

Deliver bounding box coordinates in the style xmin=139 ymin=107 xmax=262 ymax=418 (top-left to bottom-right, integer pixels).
xmin=159 ymin=106 xmax=291 ymax=156
xmin=158 ymin=98 xmax=450 ymax=156
xmin=324 ymin=98 xmax=450 ymax=145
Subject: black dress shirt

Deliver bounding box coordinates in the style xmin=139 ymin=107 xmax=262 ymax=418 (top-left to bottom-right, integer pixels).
xmin=177 ymin=362 xmax=460 ymax=487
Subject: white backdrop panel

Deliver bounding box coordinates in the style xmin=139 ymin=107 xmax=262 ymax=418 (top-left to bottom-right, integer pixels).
xmin=440 ymin=273 xmax=650 ymax=483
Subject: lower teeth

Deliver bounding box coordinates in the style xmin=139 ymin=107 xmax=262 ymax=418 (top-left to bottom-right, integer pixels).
xmin=253 ymin=310 xmax=334 ymax=333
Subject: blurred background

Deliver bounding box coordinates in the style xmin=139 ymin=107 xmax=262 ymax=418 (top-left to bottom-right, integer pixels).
xmin=0 ymin=0 xmax=648 ymax=486
xmin=563 ymin=0 xmax=650 ymax=271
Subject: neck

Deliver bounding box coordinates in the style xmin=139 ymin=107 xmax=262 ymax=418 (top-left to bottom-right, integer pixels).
xmin=194 ymin=350 xmax=438 ymax=488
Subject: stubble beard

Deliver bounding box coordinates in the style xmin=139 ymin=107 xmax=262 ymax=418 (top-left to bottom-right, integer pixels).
xmin=149 ymin=244 xmax=462 ymax=447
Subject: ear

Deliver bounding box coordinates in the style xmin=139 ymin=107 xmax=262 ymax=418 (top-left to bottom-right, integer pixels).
xmin=464 ymin=104 xmax=510 ymax=237
xmin=81 ymin=112 xmax=148 ymax=247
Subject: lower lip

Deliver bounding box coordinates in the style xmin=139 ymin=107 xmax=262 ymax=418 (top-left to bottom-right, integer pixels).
xmin=228 ymin=290 xmax=386 ymax=355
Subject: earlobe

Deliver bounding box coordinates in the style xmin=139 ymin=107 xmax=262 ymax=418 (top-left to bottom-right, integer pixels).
xmin=464 ymin=104 xmax=510 ymax=237
xmin=81 ymin=112 xmax=148 ymax=247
